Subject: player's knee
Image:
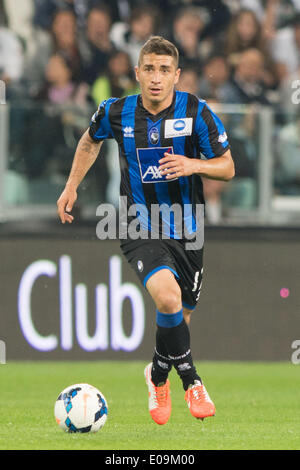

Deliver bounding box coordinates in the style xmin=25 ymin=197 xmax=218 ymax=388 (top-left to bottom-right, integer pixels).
xmin=155 ymin=287 xmax=182 ymax=314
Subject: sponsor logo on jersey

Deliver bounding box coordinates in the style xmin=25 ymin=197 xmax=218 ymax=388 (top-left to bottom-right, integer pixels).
xmin=142 ymin=166 xmax=163 ymax=180
xmin=137 ymin=147 xmax=178 ymax=183
xmin=173 ymin=119 xmax=186 ymax=131
xmin=123 ymin=126 xmax=134 ymax=138
xmin=218 ymin=132 xmax=228 ymax=143
xmin=165 ymin=118 xmax=193 ymax=138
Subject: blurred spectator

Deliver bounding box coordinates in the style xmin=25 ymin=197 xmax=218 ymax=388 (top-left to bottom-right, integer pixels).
xmin=91 ymin=50 xmax=139 ymax=104
xmin=170 ymin=6 xmax=213 ymax=69
xmin=239 ymin=0 xmax=300 ymax=29
xmin=176 ymin=65 xmax=200 ymax=96
xmin=24 ymin=8 xmax=81 ymax=98
xmin=236 ymin=0 xmax=266 ymax=20
xmin=208 ymin=99 xmax=258 ymax=213
xmin=33 ymin=0 xmax=132 ymax=30
xmin=195 ymin=0 xmax=231 ymax=39
xmin=198 ymin=55 xmax=230 ymax=100
xmin=42 ymin=53 xmax=85 ymax=106
xmin=219 ymin=48 xmax=273 ymax=105
xmin=23 ymin=53 xmax=89 ymax=179
xmin=102 ymin=0 xmax=131 ymax=24
xmin=2 ymin=0 xmax=51 ymax=100
xmin=225 ymin=0 xmax=293 ymax=29
xmin=223 ymin=6 xmax=279 ymax=89
xmin=270 ymin=13 xmax=300 ymax=82
xmin=276 ymin=110 xmax=300 ymax=194
xmin=237 ymin=0 xmax=280 ymax=27
xmin=268 ymin=0 xmax=300 ymax=29
xmin=34 ymin=0 xmax=90 ymax=30
xmin=0 ymin=11 xmax=24 ymax=88
xmin=158 ymin=1 xmax=231 ymax=38
xmin=3 ymin=0 xmax=34 ymax=46
xmin=51 ymin=9 xmax=81 ymax=78
xmin=91 ymin=49 xmax=140 ymax=208
xmin=110 ymin=5 xmax=159 ymax=67
xmin=80 ymin=5 xmax=115 ymax=85
xmin=224 ymin=8 xmax=264 ymax=61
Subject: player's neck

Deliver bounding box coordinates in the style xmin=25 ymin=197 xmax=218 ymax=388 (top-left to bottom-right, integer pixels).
xmin=141 ymin=92 xmax=174 ymax=116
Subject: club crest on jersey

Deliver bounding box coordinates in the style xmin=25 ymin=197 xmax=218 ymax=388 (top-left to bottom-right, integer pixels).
xmin=165 ymin=118 xmax=193 ymax=138
xmin=149 ymin=127 xmax=159 ymax=145
xmin=123 ymin=126 xmax=134 ymax=138
xmin=137 ymin=260 xmax=144 ymax=272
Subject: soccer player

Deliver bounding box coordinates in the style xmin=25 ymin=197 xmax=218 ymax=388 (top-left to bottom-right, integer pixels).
xmin=57 ymin=36 xmax=235 ymax=425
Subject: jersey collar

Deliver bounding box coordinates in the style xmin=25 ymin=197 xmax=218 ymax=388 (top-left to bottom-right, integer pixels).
xmin=137 ymin=92 xmax=176 ymax=122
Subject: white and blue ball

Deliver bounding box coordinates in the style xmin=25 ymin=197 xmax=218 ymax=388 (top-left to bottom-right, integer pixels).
xmin=54 ymin=383 xmax=108 ymax=433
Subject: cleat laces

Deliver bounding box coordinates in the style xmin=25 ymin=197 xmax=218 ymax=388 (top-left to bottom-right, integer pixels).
xmin=154 ymin=383 xmax=169 ymax=406
xmin=191 ymin=385 xmax=209 ymax=402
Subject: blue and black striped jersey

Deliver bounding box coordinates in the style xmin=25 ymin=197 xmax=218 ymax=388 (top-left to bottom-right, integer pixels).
xmin=89 ymin=91 xmax=230 ymax=240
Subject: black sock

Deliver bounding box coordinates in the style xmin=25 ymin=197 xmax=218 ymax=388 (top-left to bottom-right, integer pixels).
xmin=155 ymin=310 xmax=201 ymax=391
xmin=151 ymin=329 xmax=172 ymax=386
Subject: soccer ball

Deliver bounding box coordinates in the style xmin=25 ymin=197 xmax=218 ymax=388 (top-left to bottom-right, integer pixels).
xmin=54 ymin=383 xmax=108 ymax=433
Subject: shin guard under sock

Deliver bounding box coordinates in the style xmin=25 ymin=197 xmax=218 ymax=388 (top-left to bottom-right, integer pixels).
xmin=153 ymin=310 xmax=201 ymax=390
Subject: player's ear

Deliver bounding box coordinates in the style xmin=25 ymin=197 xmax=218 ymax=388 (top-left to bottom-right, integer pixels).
xmin=174 ymin=68 xmax=181 ymax=85
xmin=134 ymin=66 xmax=140 ymax=83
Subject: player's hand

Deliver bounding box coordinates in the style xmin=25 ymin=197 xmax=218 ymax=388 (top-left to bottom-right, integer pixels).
xmin=159 ymin=153 xmax=197 ymax=179
xmin=57 ymin=185 xmax=77 ymax=224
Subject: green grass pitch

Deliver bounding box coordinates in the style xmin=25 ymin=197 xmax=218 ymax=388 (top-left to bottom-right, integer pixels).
xmin=1 ymin=361 xmax=299 ymax=450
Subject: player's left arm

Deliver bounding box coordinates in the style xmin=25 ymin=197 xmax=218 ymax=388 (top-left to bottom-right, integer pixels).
xmin=159 ymin=148 xmax=235 ymax=181
xmin=159 ymin=101 xmax=235 ymax=182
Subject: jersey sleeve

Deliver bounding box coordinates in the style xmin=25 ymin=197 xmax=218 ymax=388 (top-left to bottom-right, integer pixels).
xmin=88 ymin=98 xmax=116 ymax=142
xmin=194 ymin=100 xmax=230 ymax=159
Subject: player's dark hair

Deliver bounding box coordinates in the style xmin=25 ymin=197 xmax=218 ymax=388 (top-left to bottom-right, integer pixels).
xmin=138 ymin=36 xmax=179 ymax=68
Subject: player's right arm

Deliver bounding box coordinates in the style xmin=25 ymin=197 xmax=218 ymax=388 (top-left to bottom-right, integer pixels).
xmin=57 ymin=129 xmax=103 ymax=224
xmin=57 ymin=98 xmax=115 ymax=224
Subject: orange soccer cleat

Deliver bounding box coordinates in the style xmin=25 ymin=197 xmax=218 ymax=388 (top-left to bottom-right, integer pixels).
xmin=185 ymin=380 xmax=216 ymax=420
xmin=144 ymin=363 xmax=171 ymax=425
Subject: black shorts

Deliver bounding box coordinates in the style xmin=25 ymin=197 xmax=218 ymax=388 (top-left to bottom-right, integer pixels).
xmin=120 ymin=238 xmax=203 ymax=310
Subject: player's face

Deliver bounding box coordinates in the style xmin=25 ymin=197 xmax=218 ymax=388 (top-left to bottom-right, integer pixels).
xmin=135 ymin=54 xmax=180 ymax=110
